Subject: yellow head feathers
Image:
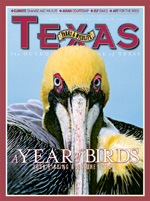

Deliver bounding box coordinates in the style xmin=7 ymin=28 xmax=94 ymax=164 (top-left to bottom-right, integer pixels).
xmin=40 ymin=46 xmax=109 ymax=111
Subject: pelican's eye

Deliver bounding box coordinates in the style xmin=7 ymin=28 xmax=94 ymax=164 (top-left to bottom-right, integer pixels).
xmin=53 ymin=73 xmax=64 ymax=93
xmin=93 ymin=74 xmax=101 ymax=93
xmin=54 ymin=77 xmax=61 ymax=87
xmin=94 ymin=78 xmax=101 ymax=87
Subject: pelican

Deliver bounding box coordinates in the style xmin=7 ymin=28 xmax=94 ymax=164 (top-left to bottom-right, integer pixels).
xmin=7 ymin=46 xmax=143 ymax=195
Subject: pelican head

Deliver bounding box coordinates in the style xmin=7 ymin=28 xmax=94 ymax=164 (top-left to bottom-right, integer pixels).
xmin=40 ymin=46 xmax=110 ymax=194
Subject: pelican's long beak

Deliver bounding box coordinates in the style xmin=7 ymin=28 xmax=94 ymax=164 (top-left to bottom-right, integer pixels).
xmin=68 ymin=93 xmax=89 ymax=195
xmin=56 ymin=93 xmax=100 ymax=194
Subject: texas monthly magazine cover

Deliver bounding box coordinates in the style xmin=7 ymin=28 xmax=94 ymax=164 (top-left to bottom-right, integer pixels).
xmin=6 ymin=6 xmax=144 ymax=196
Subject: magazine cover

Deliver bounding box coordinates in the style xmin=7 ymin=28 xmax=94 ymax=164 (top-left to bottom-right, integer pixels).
xmin=6 ymin=6 xmax=144 ymax=195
